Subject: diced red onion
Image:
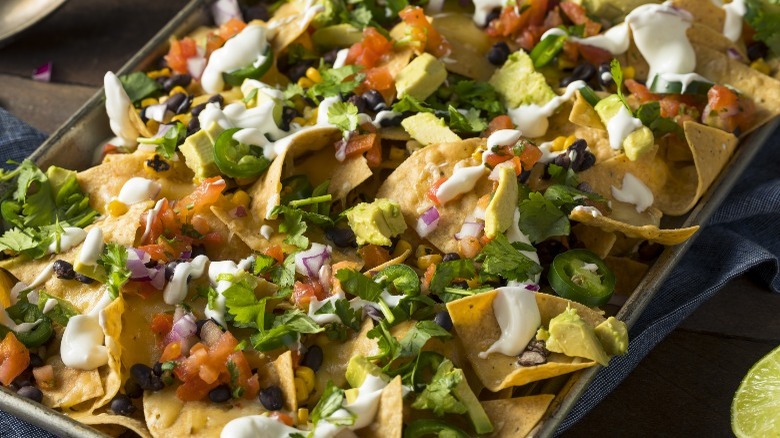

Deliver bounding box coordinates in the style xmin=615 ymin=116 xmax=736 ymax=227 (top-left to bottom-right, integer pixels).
xmin=727 ymin=48 xmax=743 ymax=61
xmin=165 ymin=311 xmax=197 ymax=344
xmin=127 ymin=249 xmax=153 ymax=279
xmin=415 ymin=206 xmax=440 ymax=238
xmin=150 ymin=266 xmax=166 ymax=290
xmin=187 ymin=56 xmax=207 ymax=80
xmin=230 ymin=205 xmax=247 ymax=218
xmin=145 ymin=103 xmax=168 ymax=123
xmin=32 ymin=62 xmax=52 ymax=82
xmin=295 ymin=243 xmax=332 ymax=278
xmin=525 ymin=284 xmax=540 ymax=291
xmin=180 ymin=250 xmax=192 ymax=260
xmin=211 ymin=0 xmax=242 ymax=26
xmin=454 ymin=221 xmax=484 ymax=240
xmin=318 ymin=263 xmax=332 ymax=294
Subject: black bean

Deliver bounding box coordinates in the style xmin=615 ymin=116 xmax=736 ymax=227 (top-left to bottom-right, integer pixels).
xmin=487 ymin=42 xmax=510 ymax=66
xmin=347 ymin=94 xmax=368 ymax=114
xmin=165 ymin=93 xmax=187 ymax=113
xmin=146 ymin=154 xmax=171 ymax=172
xmin=598 ymin=62 xmax=614 ymax=87
xmin=208 ymin=384 xmax=232 ymax=403
xmin=442 ymin=252 xmax=460 ymax=262
xmin=53 ymin=260 xmax=76 ymax=280
xmin=484 ymin=8 xmax=501 ymax=27
xmin=322 ymin=48 xmax=340 ymax=65
xmin=191 ymin=244 xmax=207 ymax=258
xmin=378 ymin=114 xmax=402 ymax=127
xmin=451 ymin=280 xmax=468 ymax=289
xmin=325 ymin=227 xmax=357 ymax=248
xmin=279 ymin=106 xmax=300 ymax=131
xmin=258 ymin=386 xmax=284 ymax=411
xmin=13 ymin=370 xmax=32 ymax=389
xmin=74 ymin=273 xmax=94 ymax=284
xmin=747 ymin=41 xmax=768 ymax=62
xmin=125 ymin=378 xmax=143 ymax=399
xmin=17 ymin=385 xmax=42 ymax=403
xmin=187 ymin=116 xmax=200 ymax=136
xmin=287 ymin=61 xmax=315 ymax=83
xmin=552 ymin=153 xmax=571 ymax=169
xmin=571 ymin=63 xmax=596 ymax=83
xmin=130 ymin=363 xmax=164 ymax=391
xmin=300 ymin=345 xmax=323 ymax=372
xmin=165 ymin=261 xmax=180 ymax=281
xmin=190 ymin=103 xmax=207 ymax=117
xmin=207 ymin=94 xmax=224 ymax=107
xmin=577 ymin=182 xmax=594 ymax=193
xmin=518 ymin=169 xmax=531 ymax=184
xmin=152 ymin=362 xmax=163 ymax=377
xmin=536 ymin=240 xmax=566 ymax=266
xmin=28 ymin=353 xmax=44 ymax=369
xmin=567 ymin=139 xmax=596 ymax=172
xmin=638 ymin=241 xmax=664 ymax=261
xmin=560 ymin=76 xmax=576 ymax=87
xmin=241 ymin=3 xmax=269 ymax=21
xmin=434 ymin=310 xmax=453 ymax=332
xmin=110 ymin=394 xmax=136 ymax=416
xmin=361 ymin=90 xmax=385 ymax=112
xmin=163 ymin=74 xmax=192 ymax=93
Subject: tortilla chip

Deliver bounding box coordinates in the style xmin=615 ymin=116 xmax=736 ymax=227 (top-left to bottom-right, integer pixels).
xmin=578 ymin=151 xmax=669 ymax=207
xmin=41 ymin=356 xmax=104 ymax=409
xmin=569 ymin=91 xmax=605 ymax=130
xmin=432 ymin=13 xmax=496 ymax=81
xmin=272 ymin=350 xmax=299 ymax=412
xmin=376 ymin=138 xmax=488 ymax=254
xmin=72 ymin=412 xmax=152 ymax=438
xmin=547 ymin=100 xmax=616 ymax=164
xmin=366 ymin=249 xmax=411 ymax=275
xmin=687 ymin=23 xmax=746 ymax=60
xmin=312 ymin=319 xmax=379 ymax=402
xmin=198 ymin=208 xmax=254 ymax=260
xmin=569 ymin=207 xmax=698 ymax=245
xmin=447 ymin=291 xmax=603 ymax=392
xmin=292 ymin=148 xmax=373 ymax=201
xmin=571 ymin=223 xmax=617 ymax=259
xmin=268 ymin=0 xmax=324 ymax=53
xmin=672 ymin=0 xmax=725 ymax=33
xmin=605 ymin=256 xmax=650 ymax=295
xmin=356 ymin=376 xmax=403 ymax=438
xmin=144 ymin=386 xmax=266 ymax=437
xmin=483 ymin=394 xmax=555 ymax=438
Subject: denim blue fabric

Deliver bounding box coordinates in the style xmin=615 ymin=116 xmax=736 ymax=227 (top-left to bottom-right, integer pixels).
xmin=0 ymin=107 xmax=779 ymax=437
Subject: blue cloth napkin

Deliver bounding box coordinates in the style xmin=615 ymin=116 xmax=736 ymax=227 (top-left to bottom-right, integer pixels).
xmin=0 ymin=106 xmax=779 ymax=437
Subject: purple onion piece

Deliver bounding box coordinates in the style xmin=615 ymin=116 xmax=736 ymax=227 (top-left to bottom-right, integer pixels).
xmin=525 ymin=284 xmax=541 ymax=291
xmin=187 ymin=56 xmax=207 ymax=80
xmin=32 ymin=62 xmax=52 ymax=82
xmin=415 ymin=207 xmax=440 ymax=238
xmin=145 ymin=103 xmax=168 ymax=123
xmin=727 ymin=48 xmax=743 ymax=61
xmin=211 ymin=0 xmax=242 ymax=25
xmin=295 ymin=243 xmax=332 ymax=278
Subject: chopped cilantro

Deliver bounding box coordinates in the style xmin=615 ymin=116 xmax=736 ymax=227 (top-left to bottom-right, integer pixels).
xmin=36 ymin=291 xmax=78 ymax=326
xmin=335 ymin=268 xmax=383 ymax=302
xmin=610 ymin=59 xmax=631 ymax=112
xmin=137 ymin=122 xmax=186 ymax=159
xmin=392 ymin=95 xmax=433 ymax=113
xmin=447 ymin=106 xmax=488 ymax=134
xmin=311 ymin=381 xmax=353 ymax=427
xmin=307 ymin=65 xmax=365 ymax=104
xmin=222 ymin=273 xmax=267 ymax=329
xmin=328 ymin=101 xmax=360 ymax=137
xmin=118 ymin=72 xmax=161 ymax=105
xmin=314 ymin=298 xmax=361 ymax=331
xmin=478 ymin=233 xmax=542 ymax=282
xmin=636 ymin=101 xmax=684 ymax=138
xmin=746 ymin=0 xmax=780 ymax=56
xmin=543 ymin=184 xmax=605 ymax=212
xmin=250 ymin=309 xmax=323 ymax=351
xmin=411 ymin=359 xmax=467 ymax=415
xmin=276 ymin=207 xmax=308 ymax=248
xmin=369 ymin=320 xmax=451 ymax=371
xmin=429 ymin=259 xmax=477 ymax=297
xmin=98 ymin=243 xmax=131 ymax=299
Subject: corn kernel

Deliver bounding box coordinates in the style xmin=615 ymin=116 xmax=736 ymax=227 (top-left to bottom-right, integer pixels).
xmin=557 ymin=56 xmax=577 ymax=70
xmin=415 ymin=245 xmax=435 ymax=258
xmin=417 ymin=254 xmax=442 ymax=270
xmin=389 ymin=147 xmax=406 ymax=161
xmin=145 ymin=119 xmax=160 ymax=134
xmin=294 ymin=377 xmax=309 ymax=401
xmin=172 ymin=114 xmax=191 ymax=124
xmin=466 ymin=277 xmax=481 ymax=289
xmin=751 ymin=59 xmax=771 ymax=76
xmin=564 ymin=135 xmax=577 ymax=148
xmin=291 ymin=116 xmax=307 ymax=126
xmin=169 ymin=85 xmax=188 ymax=96
xmin=146 ymin=68 xmax=171 ymax=79
xmin=623 ymin=65 xmax=636 ymax=80
xmin=392 ymin=240 xmax=412 ymax=259
xmin=192 ymin=94 xmax=211 ymax=107
xmin=306 ymin=67 xmax=323 ymax=84
xmin=472 ymin=149 xmax=484 ymax=161
xmin=551 ymin=136 xmax=568 ymax=152
xmin=232 ymin=190 xmax=250 ymax=207
xmin=107 ymin=200 xmax=129 ymax=217
xmin=297 ymin=77 xmax=315 ymax=89
xmin=297 ymin=408 xmax=309 ymax=424
xmin=140 ymin=97 xmax=158 ymax=107
xmin=295 ymin=366 xmax=316 ymax=392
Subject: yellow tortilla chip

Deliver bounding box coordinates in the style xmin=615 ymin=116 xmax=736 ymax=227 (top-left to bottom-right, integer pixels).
xmin=268 ymin=0 xmax=325 ymax=53
xmin=483 ymin=394 xmax=555 ymax=438
xmin=447 ymin=291 xmax=603 ymax=392
xmin=356 ymin=376 xmax=403 ymax=438
xmin=605 ymin=256 xmax=650 ymax=296
xmin=569 ymin=91 xmax=605 ymax=130
xmin=365 ymin=249 xmax=411 ymax=275
xmin=578 ymin=151 xmax=669 ymax=207
xmin=687 ymin=23 xmax=747 ymax=60
xmin=549 ymin=100 xmax=616 ymax=164
xmin=376 ymin=138 xmax=488 ymax=254
xmin=571 ymin=223 xmax=617 ymax=259
xmin=432 ymin=13 xmax=496 ymax=81
xmin=41 ymin=356 xmax=104 ymax=409
xmin=569 ymin=207 xmax=698 ymax=245
xmin=312 ymin=319 xmax=379 ymax=402
xmin=272 ymin=350 xmax=299 ymax=412
xmin=672 ymin=0 xmax=725 ymax=33
xmin=119 ymin=293 xmax=168 ymax=370
xmin=85 ymin=295 xmax=125 ymax=413
xmin=292 ymin=148 xmax=374 ymax=202
xmin=72 ymin=412 xmax=152 ymax=438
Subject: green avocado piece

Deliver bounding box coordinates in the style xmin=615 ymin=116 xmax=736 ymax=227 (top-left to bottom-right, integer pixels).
xmin=345 ymin=355 xmax=390 ymax=388
xmin=45 ymin=166 xmax=76 ymax=194
xmin=489 ymin=50 xmax=556 ymax=108
xmin=179 ymin=121 xmax=222 ymax=179
xmin=484 ymin=165 xmax=519 ymax=238
xmin=623 ymin=126 xmax=654 ymax=161
xmin=593 ymin=94 xmax=624 ymax=124
xmin=73 ymin=259 xmax=107 ymax=283
xmin=311 ymin=24 xmax=363 ymax=49
xmin=544 ymin=306 xmax=610 ymax=366
xmin=346 ymin=198 xmax=408 ymax=247
xmin=401 ymin=113 xmax=461 ymax=146
xmin=594 ymin=316 xmax=629 ymax=356
xmin=395 ymin=53 xmax=448 ymax=101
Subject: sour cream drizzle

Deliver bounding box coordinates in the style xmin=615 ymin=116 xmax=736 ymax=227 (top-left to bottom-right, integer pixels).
xmin=201 ymin=23 xmax=270 ymax=94
xmin=103 ymin=72 xmax=139 ymax=147
xmin=711 ymin=0 xmax=747 ymax=42
xmin=607 ymin=105 xmax=643 ymax=150
xmin=141 ymin=199 xmax=166 ymax=243
xmin=220 ymin=415 xmax=301 ymax=437
xmin=79 ymin=227 xmax=104 ymax=266
xmin=507 ymin=80 xmax=586 ymax=138
xmin=117 ymin=177 xmax=161 ymax=205
xmin=611 ymin=172 xmax=654 ymax=213
xmin=60 ymin=292 xmax=113 ymax=370
xmin=163 ymin=255 xmax=209 ymax=305
xmin=479 ymin=286 xmax=541 ymax=359
xmin=47 ymin=227 xmax=87 ymax=254
xmin=541 ymin=25 xmax=630 ymax=56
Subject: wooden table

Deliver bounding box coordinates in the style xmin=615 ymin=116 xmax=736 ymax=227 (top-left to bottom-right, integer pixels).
xmin=1 ymin=1 xmax=778 ymax=436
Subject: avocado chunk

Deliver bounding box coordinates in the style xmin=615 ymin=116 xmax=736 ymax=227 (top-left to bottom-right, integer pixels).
xmin=346 ymin=198 xmax=407 ymax=247
xmin=411 ymin=359 xmax=494 ymax=435
xmin=489 ymin=50 xmax=556 ymax=108
xmin=543 ymin=306 xmax=610 ymax=366
xmin=46 ymin=166 xmax=77 ymax=194
xmin=395 ymin=53 xmax=448 ymax=101
xmin=312 ymin=24 xmax=363 ymax=49
xmin=594 ymin=95 xmax=654 ymax=161
xmin=73 ymin=259 xmax=107 ymax=283
xmin=179 ymin=121 xmax=222 ymax=179
xmin=401 ymin=113 xmax=461 ymax=146
xmin=594 ymin=316 xmax=628 ymax=356
xmin=484 ymin=165 xmax=519 ymax=238
xmin=345 ymin=355 xmax=391 ymax=389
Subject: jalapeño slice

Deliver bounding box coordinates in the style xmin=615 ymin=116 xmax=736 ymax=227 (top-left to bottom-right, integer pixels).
xmin=547 ymin=249 xmax=615 ymax=306
xmin=213 ymin=128 xmax=272 ymax=179
xmin=649 ymin=75 xmax=712 ymax=95
xmin=222 ymin=46 xmax=274 ymax=87
xmin=530 ymin=33 xmax=567 ymax=69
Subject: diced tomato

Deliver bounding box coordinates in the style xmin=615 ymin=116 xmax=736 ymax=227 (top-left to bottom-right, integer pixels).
xmin=151 ymin=313 xmax=174 ymax=336
xmin=227 ymin=351 xmax=259 ymax=399
xmin=487 ymin=0 xmax=548 ymax=38
xmin=270 ymin=412 xmax=295 ymax=427
xmin=173 ymin=331 xmax=241 ymax=401
xmin=365 ymin=136 xmax=382 ymax=168
xmin=216 ymin=18 xmax=246 ymax=41
xmin=576 ymin=43 xmax=613 ymax=65
xmin=176 ymin=376 xmax=220 ymax=401
xmin=358 ymin=245 xmax=391 ymax=270
xmin=345 ymin=133 xmax=379 ymax=158
xmin=293 ymin=280 xmax=326 ymax=309
xmin=263 ymin=245 xmax=285 ymax=264
xmin=483 ymin=115 xmax=515 ymax=137
xmin=0 ymin=333 xmax=29 ymax=386
xmin=703 ymin=85 xmax=754 ymax=133
xmin=399 ymin=6 xmax=451 ymax=57
xmin=484 ymin=150 xmax=513 ymax=168
xmin=160 ymin=340 xmax=182 ymax=362
xmin=176 ymin=177 xmax=227 ymax=222
xmin=517 ymin=142 xmax=542 ymax=170
xmin=421 ymin=263 xmax=436 ymax=293
xmin=624 ymin=79 xmax=659 ymax=104
xmin=346 ymin=27 xmax=393 ymax=69
xmin=426 ymin=177 xmax=447 ymax=206
xmin=165 ymin=37 xmax=198 ymax=74
xmin=363 ymin=67 xmax=394 ymax=93
xmin=707 ymin=85 xmax=739 ymax=112
xmin=561 ymin=40 xmax=580 ymax=64
xmin=560 ymin=2 xmax=601 ymax=36
xmin=206 ymin=34 xmax=226 ymax=57
xmin=123 ymin=280 xmax=159 ymax=299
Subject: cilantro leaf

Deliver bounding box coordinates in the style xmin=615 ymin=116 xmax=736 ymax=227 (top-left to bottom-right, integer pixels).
xmin=307 ymin=65 xmax=364 ymax=103
xmin=746 ymin=0 xmax=780 ymax=56
xmin=328 ymin=101 xmax=360 ymax=137
xmin=253 ymin=254 xmax=277 ymax=276
xmin=137 ymin=122 xmax=186 ymax=159
xmin=314 ymin=298 xmax=361 ymax=331
xmin=447 ymin=106 xmax=487 ymax=134
xmin=223 ymin=274 xmax=267 ymax=329
xmin=37 ymin=291 xmax=79 ymax=326
xmin=335 ymin=268 xmax=383 ymax=302
xmin=374 ymin=264 xmax=420 ymax=297
xmin=269 ymin=253 xmax=296 ymax=289
xmin=610 ymin=59 xmax=631 ymax=112
xmin=119 ymin=72 xmax=162 ymax=104
xmin=411 ymin=359 xmax=467 ymax=415
xmin=478 ymin=233 xmax=542 ymax=282
xmin=429 ymin=259 xmax=477 ymax=297
xmin=0 ymin=228 xmax=38 ymax=255
xmin=98 ymin=243 xmax=131 ymax=300
xmin=450 ymin=79 xmax=505 ymax=119
xmin=635 ymin=101 xmax=684 ymax=138
xmin=392 ymin=95 xmax=433 ymax=113
xmin=276 ymin=207 xmax=308 ymax=248
xmin=311 ymin=381 xmax=353 ymax=427
xmin=517 ymin=192 xmax=570 ymax=244
xmin=369 ymin=320 xmax=451 ymax=370
xmin=543 ymin=184 xmax=605 ymax=212
xmin=250 ymin=309 xmax=323 ymax=351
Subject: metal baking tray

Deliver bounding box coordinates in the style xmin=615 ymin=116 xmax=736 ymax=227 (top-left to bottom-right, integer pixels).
xmin=7 ymin=0 xmax=779 ymax=435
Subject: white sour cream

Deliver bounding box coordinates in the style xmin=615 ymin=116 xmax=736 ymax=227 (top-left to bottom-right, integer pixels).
xmin=163 ymin=255 xmax=209 ymax=305
xmin=117 ymin=177 xmax=161 ymax=205
xmin=711 ymin=0 xmax=747 ymax=42
xmin=507 ymin=80 xmax=586 ymax=138
xmin=141 ymin=199 xmax=166 ymax=243
xmin=220 ymin=415 xmax=301 ymax=438
xmin=333 ymin=48 xmax=350 ymax=69
xmin=103 ymin=72 xmax=139 ymax=147
xmin=201 ymin=23 xmax=270 ymax=94
xmin=79 ymin=227 xmax=104 ymax=266
xmin=260 ymin=224 xmax=274 ymax=240
xmin=606 ymin=105 xmax=643 ymax=151
xmin=472 ymin=0 xmax=507 ymax=25
xmin=312 ymin=374 xmax=389 ymax=437
xmin=479 ymin=286 xmax=541 ymax=358
xmin=308 ymin=292 xmax=346 ymax=325
xmin=572 ymin=23 xmax=630 ymax=55
xmin=435 ymin=164 xmax=488 ymax=205
xmin=60 ymin=292 xmax=113 ymax=370
xmin=47 ymin=227 xmax=87 ymax=254
xmin=611 ymin=172 xmax=654 ymax=213
xmin=505 ymin=208 xmax=541 ymax=278
xmin=487 ymin=129 xmax=523 ymax=150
